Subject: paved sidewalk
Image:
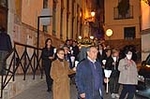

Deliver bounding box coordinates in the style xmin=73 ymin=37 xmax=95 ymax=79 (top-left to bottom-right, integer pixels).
xmin=11 ymin=81 xmax=77 ymax=99
xmin=11 ymin=81 xmax=146 ymax=99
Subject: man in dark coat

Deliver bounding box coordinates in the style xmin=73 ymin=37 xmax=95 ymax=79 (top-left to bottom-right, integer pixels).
xmin=0 ymin=27 xmax=12 ymax=75
xmin=76 ymin=46 xmax=106 ymax=99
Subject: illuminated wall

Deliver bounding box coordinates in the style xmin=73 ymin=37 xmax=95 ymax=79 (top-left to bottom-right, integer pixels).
xmin=104 ymin=0 xmax=141 ymax=40
xmin=141 ymin=1 xmax=150 ymax=30
xmin=141 ymin=1 xmax=150 ymax=61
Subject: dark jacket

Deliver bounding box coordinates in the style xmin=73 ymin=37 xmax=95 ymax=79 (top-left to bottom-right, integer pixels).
xmin=104 ymin=56 xmax=120 ymax=77
xmin=72 ymin=45 xmax=79 ymax=60
xmin=97 ymin=50 xmax=106 ymax=64
xmin=41 ymin=46 xmax=55 ymax=68
xmin=75 ymin=59 xmax=103 ymax=99
xmin=0 ymin=32 xmax=12 ymax=52
xmin=64 ymin=53 xmax=73 ymax=68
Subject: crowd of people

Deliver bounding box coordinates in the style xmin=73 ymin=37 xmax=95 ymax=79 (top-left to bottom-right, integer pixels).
xmin=0 ymin=25 xmax=140 ymax=99
xmin=41 ymin=38 xmax=140 ymax=99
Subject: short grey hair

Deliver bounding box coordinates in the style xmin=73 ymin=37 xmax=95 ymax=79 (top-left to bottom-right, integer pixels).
xmin=86 ymin=45 xmax=97 ymax=52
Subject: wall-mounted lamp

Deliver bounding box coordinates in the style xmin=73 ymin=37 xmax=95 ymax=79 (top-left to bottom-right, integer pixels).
xmin=106 ymin=29 xmax=113 ymax=45
xmin=106 ymin=29 xmax=113 ymax=37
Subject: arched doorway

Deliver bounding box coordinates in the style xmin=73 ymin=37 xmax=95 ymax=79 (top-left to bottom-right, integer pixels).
xmin=0 ymin=0 xmax=8 ymax=29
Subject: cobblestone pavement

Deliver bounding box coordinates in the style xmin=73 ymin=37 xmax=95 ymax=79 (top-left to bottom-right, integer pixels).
xmin=11 ymin=81 xmax=147 ymax=99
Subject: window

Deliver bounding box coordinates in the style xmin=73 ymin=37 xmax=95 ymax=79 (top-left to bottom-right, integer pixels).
xmin=124 ymin=27 xmax=135 ymax=40
xmin=43 ymin=0 xmax=48 ymax=8
xmin=114 ymin=0 xmax=133 ymax=20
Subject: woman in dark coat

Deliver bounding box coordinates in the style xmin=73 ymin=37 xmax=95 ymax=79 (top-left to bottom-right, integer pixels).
xmin=41 ymin=38 xmax=55 ymax=92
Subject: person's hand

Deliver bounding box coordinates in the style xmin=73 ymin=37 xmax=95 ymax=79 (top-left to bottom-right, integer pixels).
xmin=124 ymin=64 xmax=129 ymax=70
xmin=49 ymin=56 xmax=54 ymax=59
xmin=80 ymin=93 xmax=85 ymax=98
xmin=72 ymin=67 xmax=76 ymax=71
xmin=104 ymin=78 xmax=109 ymax=83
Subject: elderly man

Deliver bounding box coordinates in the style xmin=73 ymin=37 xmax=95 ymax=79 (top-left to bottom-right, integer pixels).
xmin=76 ymin=46 xmax=106 ymax=99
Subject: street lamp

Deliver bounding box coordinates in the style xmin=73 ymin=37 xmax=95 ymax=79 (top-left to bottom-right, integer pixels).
xmin=37 ymin=8 xmax=52 ymax=49
xmin=106 ymin=29 xmax=113 ymax=45
xmin=37 ymin=8 xmax=52 ymax=56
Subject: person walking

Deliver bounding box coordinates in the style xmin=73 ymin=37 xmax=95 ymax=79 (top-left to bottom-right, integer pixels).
xmin=118 ymin=50 xmax=138 ymax=99
xmin=75 ymin=46 xmax=107 ymax=99
xmin=50 ymin=48 xmax=75 ymax=99
xmin=41 ymin=38 xmax=55 ymax=92
xmin=108 ymin=49 xmax=120 ymax=98
xmin=0 ymin=27 xmax=12 ymax=75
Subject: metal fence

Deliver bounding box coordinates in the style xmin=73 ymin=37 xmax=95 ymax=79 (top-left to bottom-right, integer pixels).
xmin=0 ymin=42 xmax=43 ymax=98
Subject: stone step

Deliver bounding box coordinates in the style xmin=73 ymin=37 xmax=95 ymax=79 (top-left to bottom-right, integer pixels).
xmin=0 ymin=75 xmax=44 ymax=99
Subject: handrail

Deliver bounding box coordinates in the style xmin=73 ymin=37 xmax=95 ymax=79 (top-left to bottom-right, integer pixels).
xmin=14 ymin=42 xmax=41 ymax=50
xmin=0 ymin=42 xmax=43 ymax=98
xmin=3 ymin=48 xmax=14 ymax=62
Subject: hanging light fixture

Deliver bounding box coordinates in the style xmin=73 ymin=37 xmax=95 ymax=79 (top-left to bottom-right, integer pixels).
xmin=91 ymin=11 xmax=95 ymax=17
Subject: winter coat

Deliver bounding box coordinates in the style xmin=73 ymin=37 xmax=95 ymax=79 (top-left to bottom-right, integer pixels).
xmin=50 ymin=59 xmax=75 ymax=99
xmin=75 ymin=59 xmax=103 ymax=99
xmin=41 ymin=46 xmax=55 ymax=69
xmin=0 ymin=32 xmax=12 ymax=52
xmin=118 ymin=58 xmax=138 ymax=85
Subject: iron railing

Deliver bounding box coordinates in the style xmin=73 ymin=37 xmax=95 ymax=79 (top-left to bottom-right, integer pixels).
xmin=0 ymin=42 xmax=43 ymax=98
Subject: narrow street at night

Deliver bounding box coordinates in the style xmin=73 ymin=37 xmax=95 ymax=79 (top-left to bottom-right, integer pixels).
xmin=0 ymin=0 xmax=150 ymax=99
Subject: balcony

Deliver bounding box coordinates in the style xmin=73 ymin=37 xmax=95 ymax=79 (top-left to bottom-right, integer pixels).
xmin=114 ymin=5 xmax=133 ymax=20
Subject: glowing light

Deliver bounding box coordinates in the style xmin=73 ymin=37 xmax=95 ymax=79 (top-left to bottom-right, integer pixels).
xmin=91 ymin=11 xmax=95 ymax=17
xmin=106 ymin=29 xmax=113 ymax=37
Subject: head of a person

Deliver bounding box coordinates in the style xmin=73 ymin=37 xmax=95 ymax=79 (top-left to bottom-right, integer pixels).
xmin=56 ymin=48 xmax=65 ymax=60
xmin=72 ymin=40 xmax=78 ymax=47
xmin=125 ymin=50 xmax=132 ymax=60
xmin=112 ymin=48 xmax=119 ymax=57
xmin=63 ymin=45 xmax=69 ymax=54
xmin=65 ymin=39 xmax=70 ymax=46
xmin=69 ymin=39 xmax=73 ymax=46
xmin=87 ymin=46 xmax=98 ymax=61
xmin=98 ymin=44 xmax=103 ymax=50
xmin=45 ymin=38 xmax=52 ymax=48
xmin=105 ymin=49 xmax=112 ymax=57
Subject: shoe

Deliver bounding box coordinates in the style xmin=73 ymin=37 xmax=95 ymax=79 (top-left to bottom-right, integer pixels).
xmin=111 ymin=93 xmax=115 ymax=98
xmin=115 ymin=94 xmax=119 ymax=98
